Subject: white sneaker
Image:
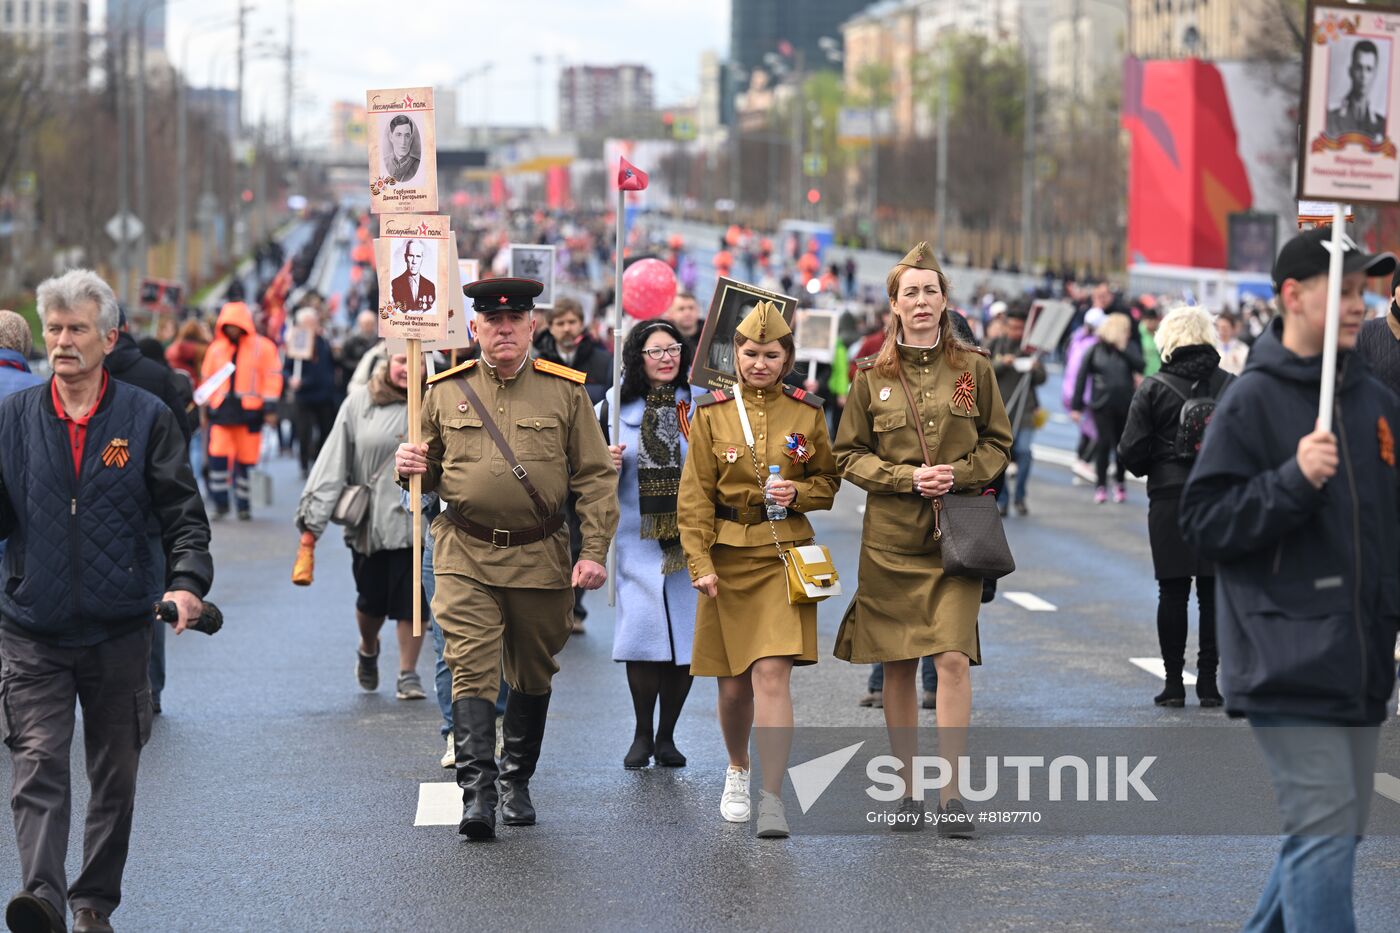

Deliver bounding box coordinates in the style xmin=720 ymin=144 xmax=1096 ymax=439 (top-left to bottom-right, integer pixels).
xmin=440 ymin=734 xmax=454 ymax=769
xmin=720 ymin=766 xmax=751 ymax=823
xmin=756 ymin=789 xmax=790 ymax=839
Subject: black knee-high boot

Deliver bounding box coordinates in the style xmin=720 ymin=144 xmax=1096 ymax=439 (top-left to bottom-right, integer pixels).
xmin=498 ymin=690 xmax=551 ymax=826
xmin=1154 ymin=578 xmax=1189 ymax=707
xmin=1195 ymin=576 xmax=1222 ymax=707
xmin=452 ymin=696 xmax=499 ymax=839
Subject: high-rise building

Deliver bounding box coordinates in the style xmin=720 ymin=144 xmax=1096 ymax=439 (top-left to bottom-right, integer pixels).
xmin=0 ymin=0 xmax=90 ymax=86
xmin=730 ymin=0 xmax=869 ymax=78
xmin=1129 ymin=0 xmax=1263 ymax=61
xmin=558 ymin=64 xmax=654 ymax=136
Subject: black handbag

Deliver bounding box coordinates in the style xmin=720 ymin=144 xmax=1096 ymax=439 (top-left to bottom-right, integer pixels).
xmin=893 ymin=362 xmax=1016 ymax=580
xmin=933 ymin=492 xmax=1016 ymax=579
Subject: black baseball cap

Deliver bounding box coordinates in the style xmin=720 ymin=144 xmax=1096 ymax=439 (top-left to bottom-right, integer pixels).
xmin=1272 ymin=227 xmax=1396 ymax=293
xmin=463 ymin=277 xmax=543 ymax=314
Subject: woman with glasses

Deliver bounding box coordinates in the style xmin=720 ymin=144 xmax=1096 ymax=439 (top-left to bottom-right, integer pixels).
xmin=598 ymin=321 xmax=702 ymax=769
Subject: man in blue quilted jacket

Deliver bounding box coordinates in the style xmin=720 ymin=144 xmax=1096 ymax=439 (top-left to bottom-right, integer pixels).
xmin=0 ymin=270 xmax=212 ymax=933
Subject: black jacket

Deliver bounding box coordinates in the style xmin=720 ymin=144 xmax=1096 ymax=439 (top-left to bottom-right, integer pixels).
xmin=1072 ymin=341 xmax=1140 ymax=414
xmin=0 ymin=379 xmax=213 ymax=646
xmin=105 ymin=331 xmax=194 ymax=442
xmin=1118 ymin=344 xmax=1232 ymax=499
xmin=534 ymin=332 xmax=613 ymax=404
xmin=1180 ymin=318 xmax=1400 ymax=724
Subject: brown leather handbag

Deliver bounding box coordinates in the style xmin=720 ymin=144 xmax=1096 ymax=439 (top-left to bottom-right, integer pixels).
xmin=892 ymin=363 xmax=1016 ymax=579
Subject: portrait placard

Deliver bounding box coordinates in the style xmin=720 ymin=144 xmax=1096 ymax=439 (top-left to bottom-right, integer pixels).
xmin=1024 ymin=300 xmax=1077 ymax=353
xmin=691 ymin=277 xmax=798 ymax=390
xmin=374 ymin=214 xmax=451 ymax=341
xmin=508 ymin=244 xmax=557 ymax=309
xmin=422 ymin=258 xmax=479 ymax=353
xmin=284 ymin=325 xmax=315 ymax=361
xmin=1298 ymin=2 xmax=1400 ymax=205
xmin=366 ymin=86 xmax=439 ymax=214
xmin=793 ymin=309 xmax=840 ymax=364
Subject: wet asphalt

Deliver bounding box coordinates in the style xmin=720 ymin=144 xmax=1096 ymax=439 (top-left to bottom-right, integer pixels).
xmin=3 ymin=445 xmax=1398 ymax=932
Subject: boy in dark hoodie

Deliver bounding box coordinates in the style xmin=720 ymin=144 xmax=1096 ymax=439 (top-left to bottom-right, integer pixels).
xmin=1181 ymin=228 xmax=1400 ymax=931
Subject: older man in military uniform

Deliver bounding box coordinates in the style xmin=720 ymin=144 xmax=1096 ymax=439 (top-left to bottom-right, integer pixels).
xmin=396 ymin=277 xmax=618 ymax=840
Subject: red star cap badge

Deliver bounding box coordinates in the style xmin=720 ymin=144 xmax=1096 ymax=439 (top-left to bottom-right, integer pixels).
xmin=498 ymin=295 xmax=508 ymax=304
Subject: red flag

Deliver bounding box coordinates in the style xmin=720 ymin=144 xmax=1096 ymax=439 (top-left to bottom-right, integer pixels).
xmin=618 ymin=158 xmax=649 ymax=192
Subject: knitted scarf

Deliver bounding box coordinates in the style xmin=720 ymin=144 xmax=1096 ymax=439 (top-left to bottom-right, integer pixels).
xmin=638 ymin=387 xmax=685 ymax=575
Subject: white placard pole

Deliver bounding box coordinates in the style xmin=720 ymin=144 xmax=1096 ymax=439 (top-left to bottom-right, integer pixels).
xmin=1318 ymin=202 xmax=1346 ymax=433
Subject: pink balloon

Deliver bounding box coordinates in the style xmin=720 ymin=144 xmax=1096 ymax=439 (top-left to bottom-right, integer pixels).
xmin=622 ymin=258 xmax=677 ymax=320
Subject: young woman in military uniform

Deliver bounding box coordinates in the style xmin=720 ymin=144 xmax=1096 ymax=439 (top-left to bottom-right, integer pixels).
xmin=678 ymin=301 xmax=841 ymax=839
xmin=833 ymin=243 xmax=1011 ymax=835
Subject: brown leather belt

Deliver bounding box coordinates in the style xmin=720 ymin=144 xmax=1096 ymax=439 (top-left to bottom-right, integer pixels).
xmin=441 ymin=503 xmax=565 ymax=548
xmin=716 ymin=505 xmax=767 ymax=524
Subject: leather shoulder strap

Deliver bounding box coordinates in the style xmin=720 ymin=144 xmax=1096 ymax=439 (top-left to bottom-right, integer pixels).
xmin=892 ymin=361 xmax=934 ymax=465
xmin=453 ymin=375 xmax=551 ymax=520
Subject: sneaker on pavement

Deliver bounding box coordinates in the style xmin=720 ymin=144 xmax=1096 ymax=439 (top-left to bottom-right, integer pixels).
xmin=891 ymin=797 xmax=926 ymax=832
xmin=1113 ymin=484 xmax=1127 ymax=504
xmin=396 ymin=671 xmax=426 ymax=701
xmin=236 ymin=509 xmax=252 ymax=521
xmin=937 ymin=798 xmax=979 ymax=839
xmin=858 ymin=689 xmax=883 ymax=708
xmin=570 ymin=613 xmax=586 ymax=635
xmin=755 ymin=789 xmax=790 ymax=839
xmin=1015 ymin=501 xmax=1029 ymax=517
xmin=921 ymin=690 xmax=937 ymax=710
xmin=356 ymin=647 xmax=379 ymax=691
xmin=1093 ymin=486 xmax=1108 ymax=505
xmin=440 ymin=734 xmax=455 ymax=769
xmin=720 ymin=766 xmax=751 ymax=823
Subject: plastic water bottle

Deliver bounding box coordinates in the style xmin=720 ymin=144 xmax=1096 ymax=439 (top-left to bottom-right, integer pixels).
xmin=765 ymin=465 xmax=788 ymax=521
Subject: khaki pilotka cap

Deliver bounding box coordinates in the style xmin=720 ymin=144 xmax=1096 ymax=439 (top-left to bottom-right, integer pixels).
xmin=898 ymin=241 xmax=943 ymax=274
xmin=734 ymin=299 xmax=791 ymax=342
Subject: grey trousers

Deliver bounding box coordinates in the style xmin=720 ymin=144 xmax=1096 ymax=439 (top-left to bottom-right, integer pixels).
xmin=0 ymin=625 xmax=154 ymax=918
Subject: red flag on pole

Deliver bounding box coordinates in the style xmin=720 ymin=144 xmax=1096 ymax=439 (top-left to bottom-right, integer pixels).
xmin=618 ymin=158 xmax=649 ymax=192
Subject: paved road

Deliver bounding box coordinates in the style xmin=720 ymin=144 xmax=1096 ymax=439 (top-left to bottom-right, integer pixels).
xmin=3 ymin=443 xmax=1398 ymax=930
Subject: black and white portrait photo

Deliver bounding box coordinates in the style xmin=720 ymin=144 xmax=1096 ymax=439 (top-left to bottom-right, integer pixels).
xmin=1326 ymin=35 xmax=1390 ymax=140
xmin=692 ymin=277 xmax=796 ymax=390
xmin=509 ymin=244 xmax=557 ymax=309
xmin=381 ymin=113 xmax=424 ymax=184
xmin=390 ymin=238 xmax=437 ymax=314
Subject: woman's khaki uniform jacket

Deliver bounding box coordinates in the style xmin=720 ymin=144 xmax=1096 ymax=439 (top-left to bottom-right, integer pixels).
xmin=832 ymin=340 xmax=1012 ymax=664
xmin=677 ymin=383 xmax=839 ymax=581
xmin=677 ymin=382 xmax=841 ymax=677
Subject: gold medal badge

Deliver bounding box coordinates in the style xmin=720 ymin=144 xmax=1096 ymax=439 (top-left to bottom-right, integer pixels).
xmin=101 ymin=438 xmax=130 ymax=469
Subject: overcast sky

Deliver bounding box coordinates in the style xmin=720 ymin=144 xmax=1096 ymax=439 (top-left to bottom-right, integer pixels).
xmin=130 ymin=1 xmax=728 ymax=141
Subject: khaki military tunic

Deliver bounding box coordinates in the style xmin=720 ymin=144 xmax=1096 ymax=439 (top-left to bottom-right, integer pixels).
xmin=678 ymin=383 xmax=841 ymax=677
xmin=415 ymin=357 xmax=620 ymax=698
xmin=833 ymin=342 xmax=1012 ymax=665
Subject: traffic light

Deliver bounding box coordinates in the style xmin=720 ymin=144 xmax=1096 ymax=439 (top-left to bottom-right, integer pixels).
xmin=807 ymin=188 xmax=821 ymax=205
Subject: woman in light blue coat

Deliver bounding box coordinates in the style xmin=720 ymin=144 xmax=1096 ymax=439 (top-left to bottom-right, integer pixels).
xmin=598 ymin=319 xmax=701 ymax=770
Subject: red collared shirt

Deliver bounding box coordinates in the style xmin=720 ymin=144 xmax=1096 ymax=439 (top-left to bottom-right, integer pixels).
xmin=51 ymin=371 xmax=109 ymax=478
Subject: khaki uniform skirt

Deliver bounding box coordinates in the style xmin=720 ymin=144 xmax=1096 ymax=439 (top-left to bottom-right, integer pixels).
xmin=691 ymin=543 xmax=819 ymax=677
xmin=834 ymin=546 xmax=982 ymax=665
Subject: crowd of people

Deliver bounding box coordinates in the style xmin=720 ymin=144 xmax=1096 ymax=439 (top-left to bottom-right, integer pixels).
xmin=0 ymin=201 xmax=1396 ymax=932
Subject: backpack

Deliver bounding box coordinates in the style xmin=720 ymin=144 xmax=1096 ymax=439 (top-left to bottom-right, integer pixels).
xmin=1150 ymin=370 xmax=1233 ymax=460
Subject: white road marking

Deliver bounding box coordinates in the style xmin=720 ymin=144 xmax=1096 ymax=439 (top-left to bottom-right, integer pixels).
xmin=414 ymin=782 xmax=462 ymax=826
xmin=1031 ymin=444 xmax=1147 ymax=484
xmin=1375 ymin=772 xmax=1400 ymax=805
xmin=1002 ymin=591 xmax=1058 ymax=612
xmin=1130 ymin=657 xmax=1198 ymax=686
